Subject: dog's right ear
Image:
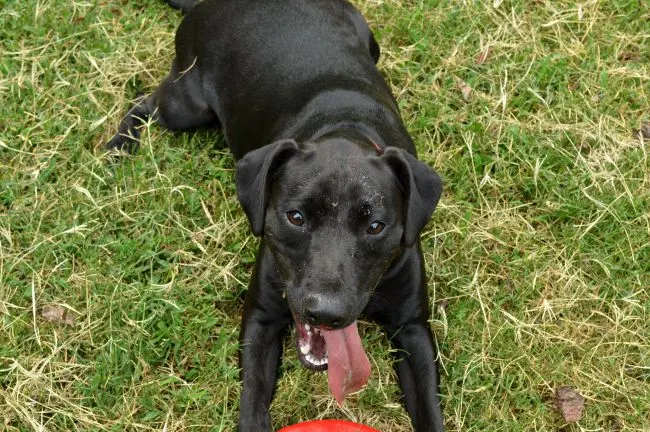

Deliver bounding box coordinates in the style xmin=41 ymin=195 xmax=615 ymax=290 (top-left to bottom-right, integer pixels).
xmin=236 ymin=139 xmax=300 ymax=236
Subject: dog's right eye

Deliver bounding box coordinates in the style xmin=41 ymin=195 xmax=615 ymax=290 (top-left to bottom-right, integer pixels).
xmin=286 ymin=210 xmax=305 ymax=226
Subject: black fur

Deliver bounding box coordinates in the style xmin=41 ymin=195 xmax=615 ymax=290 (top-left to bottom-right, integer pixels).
xmin=107 ymin=1 xmax=444 ymax=430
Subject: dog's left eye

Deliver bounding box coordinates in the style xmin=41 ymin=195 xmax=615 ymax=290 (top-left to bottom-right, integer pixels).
xmin=286 ymin=210 xmax=305 ymax=226
xmin=367 ymin=221 xmax=385 ymax=235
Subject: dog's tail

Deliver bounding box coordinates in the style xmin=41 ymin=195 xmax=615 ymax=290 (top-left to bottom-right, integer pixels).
xmin=164 ymin=0 xmax=199 ymax=14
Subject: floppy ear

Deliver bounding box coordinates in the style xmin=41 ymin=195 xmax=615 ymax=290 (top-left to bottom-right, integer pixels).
xmin=381 ymin=148 xmax=443 ymax=247
xmin=235 ymin=139 xmax=300 ymax=236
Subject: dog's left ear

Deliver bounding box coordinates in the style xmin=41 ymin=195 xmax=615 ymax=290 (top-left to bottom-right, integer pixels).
xmin=381 ymin=148 xmax=443 ymax=247
xmin=236 ymin=139 xmax=300 ymax=236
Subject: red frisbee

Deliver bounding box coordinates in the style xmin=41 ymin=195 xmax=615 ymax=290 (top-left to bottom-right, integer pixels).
xmin=278 ymin=419 xmax=380 ymax=432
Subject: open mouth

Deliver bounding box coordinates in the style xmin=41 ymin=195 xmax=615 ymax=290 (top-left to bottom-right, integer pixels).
xmin=293 ymin=315 xmax=372 ymax=405
xmin=295 ymin=317 xmax=329 ymax=371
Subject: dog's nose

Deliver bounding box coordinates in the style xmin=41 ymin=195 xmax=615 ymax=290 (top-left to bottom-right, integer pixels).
xmin=303 ymin=295 xmax=346 ymax=328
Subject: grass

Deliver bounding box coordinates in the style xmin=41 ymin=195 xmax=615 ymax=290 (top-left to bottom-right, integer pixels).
xmin=1 ymin=0 xmax=648 ymax=430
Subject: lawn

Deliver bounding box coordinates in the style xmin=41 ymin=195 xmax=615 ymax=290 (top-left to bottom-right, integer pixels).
xmin=1 ymin=0 xmax=648 ymax=431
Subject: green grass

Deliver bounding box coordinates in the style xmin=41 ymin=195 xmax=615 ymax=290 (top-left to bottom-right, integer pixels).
xmin=1 ymin=0 xmax=648 ymax=430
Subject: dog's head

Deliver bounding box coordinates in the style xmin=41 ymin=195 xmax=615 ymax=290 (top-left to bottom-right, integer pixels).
xmin=236 ymin=137 xmax=442 ymax=370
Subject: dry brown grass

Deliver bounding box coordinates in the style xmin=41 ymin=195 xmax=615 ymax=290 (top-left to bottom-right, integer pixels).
xmin=1 ymin=0 xmax=648 ymax=430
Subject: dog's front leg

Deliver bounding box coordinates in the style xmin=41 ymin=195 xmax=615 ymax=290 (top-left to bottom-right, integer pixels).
xmin=238 ymin=255 xmax=291 ymax=431
xmin=369 ymin=248 xmax=445 ymax=432
xmin=239 ymin=313 xmax=286 ymax=430
xmin=386 ymin=321 xmax=445 ymax=432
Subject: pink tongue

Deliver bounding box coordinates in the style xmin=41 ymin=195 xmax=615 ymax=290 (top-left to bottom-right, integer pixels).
xmin=321 ymin=321 xmax=371 ymax=405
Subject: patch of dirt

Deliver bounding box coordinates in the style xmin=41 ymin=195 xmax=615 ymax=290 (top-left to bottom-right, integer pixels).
xmin=555 ymin=386 xmax=585 ymax=423
xmin=41 ymin=305 xmax=76 ymax=326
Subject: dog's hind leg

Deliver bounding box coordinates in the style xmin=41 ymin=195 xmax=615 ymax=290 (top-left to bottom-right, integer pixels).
xmin=106 ymin=58 xmax=217 ymax=153
xmin=344 ymin=4 xmax=380 ymax=63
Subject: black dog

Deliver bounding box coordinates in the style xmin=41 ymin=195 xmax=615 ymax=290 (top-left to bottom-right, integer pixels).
xmin=108 ymin=0 xmax=444 ymax=430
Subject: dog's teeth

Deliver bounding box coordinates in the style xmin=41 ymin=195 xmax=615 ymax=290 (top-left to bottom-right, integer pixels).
xmin=303 ymin=353 xmax=327 ymax=366
xmin=300 ymin=344 xmax=311 ymax=355
xmin=304 ymin=324 xmax=310 ymax=331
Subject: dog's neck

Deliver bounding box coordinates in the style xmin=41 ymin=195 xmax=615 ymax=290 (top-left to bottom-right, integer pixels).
xmin=311 ymin=123 xmax=385 ymax=155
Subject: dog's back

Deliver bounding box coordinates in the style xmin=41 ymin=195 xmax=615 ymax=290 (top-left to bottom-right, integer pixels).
xmin=175 ymin=0 xmax=403 ymax=157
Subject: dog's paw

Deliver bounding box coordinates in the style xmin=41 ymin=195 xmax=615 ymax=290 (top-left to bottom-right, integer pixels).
xmin=106 ymin=132 xmax=140 ymax=155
